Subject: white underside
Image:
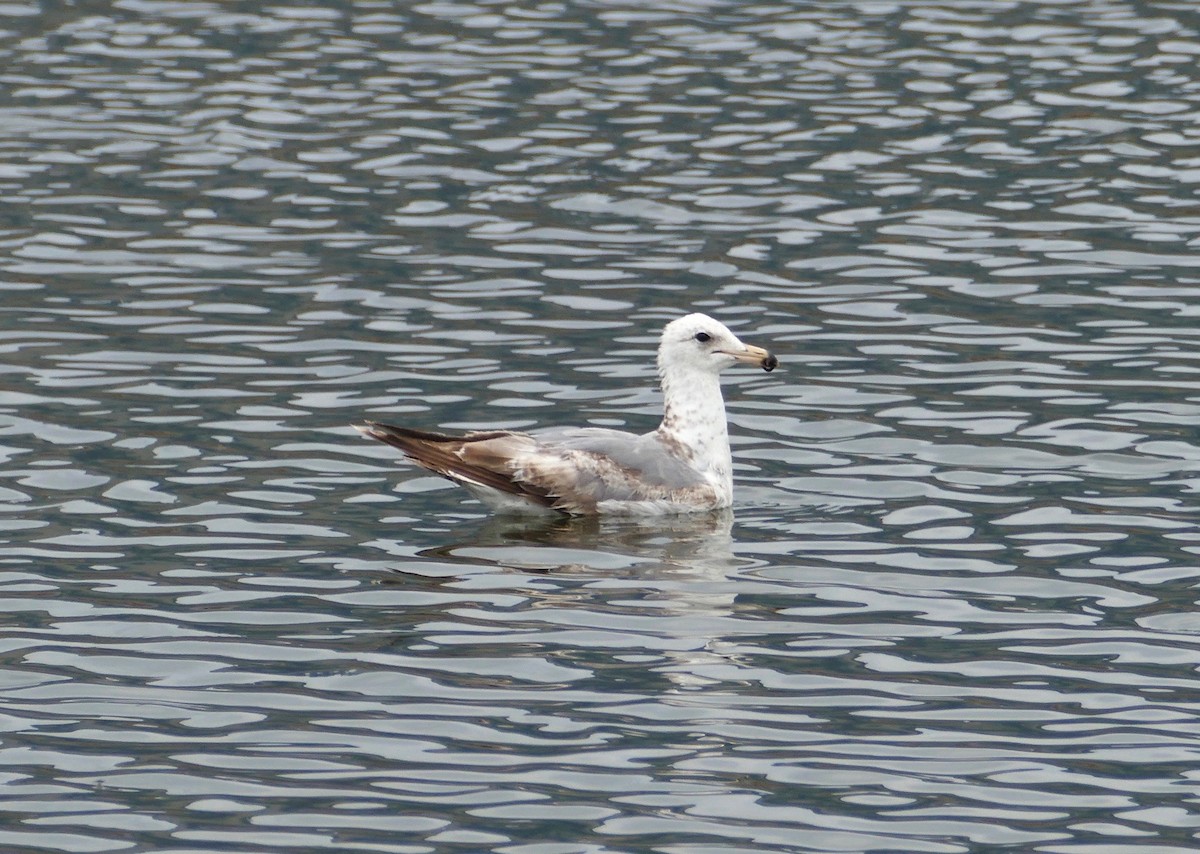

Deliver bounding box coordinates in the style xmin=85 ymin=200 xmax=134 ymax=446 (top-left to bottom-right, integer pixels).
xmin=458 ymin=481 xmax=557 ymax=514
xmin=462 ymin=480 xmax=724 ymax=517
xmin=594 ymin=497 xmax=727 ymax=516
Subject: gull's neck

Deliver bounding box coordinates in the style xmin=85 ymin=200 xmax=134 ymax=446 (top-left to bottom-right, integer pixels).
xmin=656 ymin=366 xmax=732 ymax=491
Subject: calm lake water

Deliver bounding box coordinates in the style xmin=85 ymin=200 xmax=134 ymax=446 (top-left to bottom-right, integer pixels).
xmin=3 ymin=1 xmax=1200 ymax=852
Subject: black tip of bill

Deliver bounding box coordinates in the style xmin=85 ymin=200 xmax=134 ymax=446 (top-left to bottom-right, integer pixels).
xmin=762 ymin=353 xmax=778 ymax=372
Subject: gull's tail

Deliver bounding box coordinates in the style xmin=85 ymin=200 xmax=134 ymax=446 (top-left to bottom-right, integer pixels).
xmin=354 ymin=421 xmax=557 ymax=511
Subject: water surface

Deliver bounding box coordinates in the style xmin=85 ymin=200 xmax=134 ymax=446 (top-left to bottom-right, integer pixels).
xmin=2 ymin=1 xmax=1200 ymax=852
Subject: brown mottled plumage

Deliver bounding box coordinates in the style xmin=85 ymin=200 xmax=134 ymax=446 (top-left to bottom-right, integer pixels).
xmin=354 ymin=424 xmax=557 ymax=508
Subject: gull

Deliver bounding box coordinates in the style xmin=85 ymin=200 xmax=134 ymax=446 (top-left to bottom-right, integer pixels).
xmin=356 ymin=313 xmax=777 ymax=515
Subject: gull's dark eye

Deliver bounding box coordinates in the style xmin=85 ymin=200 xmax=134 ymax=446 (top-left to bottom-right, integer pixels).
xmin=694 ymin=331 xmax=711 ymax=343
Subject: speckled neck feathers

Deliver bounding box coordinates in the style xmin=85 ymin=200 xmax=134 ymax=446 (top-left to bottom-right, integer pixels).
xmin=656 ymin=352 xmax=733 ymax=497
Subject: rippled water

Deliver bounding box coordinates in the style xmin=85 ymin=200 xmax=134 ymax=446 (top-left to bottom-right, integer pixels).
xmin=3 ymin=1 xmax=1200 ymax=851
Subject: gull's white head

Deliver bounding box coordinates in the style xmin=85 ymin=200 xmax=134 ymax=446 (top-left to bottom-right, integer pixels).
xmin=657 ymin=313 xmax=777 ymax=378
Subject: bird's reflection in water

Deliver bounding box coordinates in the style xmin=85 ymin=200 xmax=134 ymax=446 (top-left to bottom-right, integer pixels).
xmin=416 ymin=508 xmax=739 ymax=578
xmin=411 ymin=509 xmax=759 ymax=691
